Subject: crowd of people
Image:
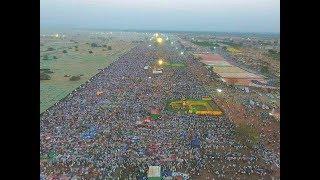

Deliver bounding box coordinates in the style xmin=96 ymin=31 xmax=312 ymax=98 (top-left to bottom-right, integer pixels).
xmin=40 ymin=43 xmax=279 ymax=179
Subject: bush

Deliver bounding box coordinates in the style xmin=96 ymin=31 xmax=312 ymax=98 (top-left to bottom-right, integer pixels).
xmin=69 ymin=75 xmax=81 ymax=81
xmin=107 ymin=46 xmax=112 ymax=50
xmin=40 ymin=72 xmax=51 ymax=80
xmin=267 ymin=49 xmax=280 ymax=60
xmin=40 ymin=68 xmax=53 ymax=74
xmin=47 ymin=47 xmax=55 ymax=51
xmin=42 ymin=54 xmax=49 ymax=60
xmin=63 ymin=50 xmax=68 ymax=53
xmin=91 ymin=43 xmax=98 ymax=47
xmin=260 ymin=65 xmax=270 ymax=75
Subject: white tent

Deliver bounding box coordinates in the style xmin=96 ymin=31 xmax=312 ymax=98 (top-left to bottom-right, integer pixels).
xmin=148 ymin=166 xmax=161 ymax=179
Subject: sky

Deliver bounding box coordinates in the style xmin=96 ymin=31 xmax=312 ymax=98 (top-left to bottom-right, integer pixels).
xmin=40 ymin=0 xmax=280 ymax=33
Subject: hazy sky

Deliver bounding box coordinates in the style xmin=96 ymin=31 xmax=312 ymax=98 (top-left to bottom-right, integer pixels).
xmin=40 ymin=0 xmax=280 ymax=33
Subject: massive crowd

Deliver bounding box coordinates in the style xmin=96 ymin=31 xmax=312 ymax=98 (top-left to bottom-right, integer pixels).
xmin=40 ymin=43 xmax=279 ymax=179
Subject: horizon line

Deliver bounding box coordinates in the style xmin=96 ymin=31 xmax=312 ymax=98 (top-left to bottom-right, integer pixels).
xmin=40 ymin=26 xmax=279 ymax=35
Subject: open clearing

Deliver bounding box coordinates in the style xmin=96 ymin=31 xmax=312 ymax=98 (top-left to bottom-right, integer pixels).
xmin=40 ymin=32 xmax=135 ymax=113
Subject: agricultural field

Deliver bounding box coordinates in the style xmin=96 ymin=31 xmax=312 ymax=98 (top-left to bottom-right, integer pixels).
xmin=40 ymin=31 xmax=137 ymax=113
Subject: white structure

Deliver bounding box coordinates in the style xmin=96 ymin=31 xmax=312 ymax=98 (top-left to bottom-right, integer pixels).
xmin=148 ymin=166 xmax=161 ymax=179
xmin=153 ymin=69 xmax=163 ymax=74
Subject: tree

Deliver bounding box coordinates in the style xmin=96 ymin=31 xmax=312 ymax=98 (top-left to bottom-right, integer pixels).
xmin=42 ymin=54 xmax=49 ymax=60
xmin=53 ymin=56 xmax=58 ymax=59
xmin=63 ymin=50 xmax=68 ymax=53
xmin=268 ymin=49 xmax=276 ymax=54
xmin=102 ymin=44 xmax=107 ymax=48
xmin=91 ymin=43 xmax=98 ymax=48
xmin=69 ymin=75 xmax=81 ymax=81
xmin=260 ymin=65 xmax=269 ymax=75
xmin=89 ymin=50 xmax=93 ymax=54
xmin=107 ymin=46 xmax=112 ymax=50
xmin=40 ymin=72 xmax=51 ymax=80
xmin=47 ymin=47 xmax=55 ymax=51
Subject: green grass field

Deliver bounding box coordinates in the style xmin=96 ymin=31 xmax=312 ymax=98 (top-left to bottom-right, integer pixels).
xmin=165 ymin=98 xmax=222 ymax=115
xmin=40 ymin=40 xmax=133 ymax=113
xmin=164 ymin=62 xmax=186 ymax=68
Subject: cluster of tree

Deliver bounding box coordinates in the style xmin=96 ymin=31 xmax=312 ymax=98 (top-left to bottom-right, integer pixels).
xmin=191 ymin=40 xmax=220 ymax=47
xmin=40 ymin=73 xmax=51 ymax=80
xmin=70 ymin=39 xmax=78 ymax=43
xmin=40 ymin=68 xmax=54 ymax=80
xmin=260 ymin=65 xmax=270 ymax=75
xmin=42 ymin=55 xmax=58 ymax=60
xmin=222 ymin=41 xmax=242 ymax=48
xmin=267 ymin=49 xmax=280 ymax=61
xmin=102 ymin=45 xmax=112 ymax=50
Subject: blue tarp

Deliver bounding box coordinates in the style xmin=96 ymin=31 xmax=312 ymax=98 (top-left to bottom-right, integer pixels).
xmin=81 ymin=127 xmax=98 ymax=140
xmin=191 ymin=137 xmax=201 ymax=148
xmin=132 ymin=136 xmax=140 ymax=143
xmin=181 ymin=131 xmax=187 ymax=139
xmin=137 ymin=149 xmax=145 ymax=156
xmin=162 ymin=169 xmax=173 ymax=177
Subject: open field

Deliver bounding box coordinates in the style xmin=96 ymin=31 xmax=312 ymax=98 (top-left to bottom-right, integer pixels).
xmin=40 ymin=32 xmax=135 ymax=113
